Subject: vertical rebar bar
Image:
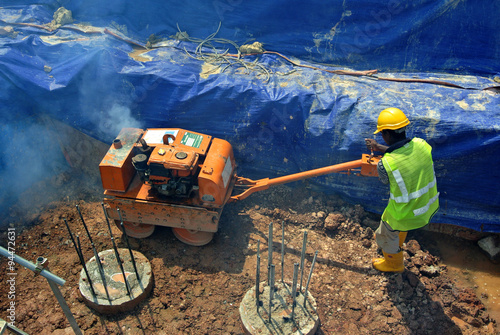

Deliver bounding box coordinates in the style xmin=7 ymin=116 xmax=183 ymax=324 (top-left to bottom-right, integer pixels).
xmin=299 ymin=230 xmax=307 ymax=292
xmin=77 ymin=236 xmax=111 ymax=303
xmin=303 ymin=250 xmax=318 ymax=307
xmin=76 ymin=205 xmax=93 ymax=245
xmin=63 ymin=218 xmax=96 ymax=298
xmin=118 ymin=208 xmax=141 ymax=285
xmin=267 ymin=222 xmax=273 ymax=285
xmin=269 ymin=264 xmax=275 ymax=324
xmin=102 ymin=203 xmax=132 ymax=296
xmin=77 ymin=205 xmax=112 ymax=304
xmin=291 ymin=262 xmax=299 ymax=321
xmin=281 ymin=221 xmax=285 ymax=283
xmin=256 ymin=240 xmax=260 ymax=310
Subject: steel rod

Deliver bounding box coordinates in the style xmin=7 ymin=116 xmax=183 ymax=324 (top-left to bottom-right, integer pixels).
xmin=47 ymin=278 xmax=83 ymax=335
xmin=76 ymin=205 xmax=94 ymax=245
xmin=299 ymin=230 xmax=307 ymax=292
xmin=118 ymin=208 xmax=141 ymax=284
xmin=230 ymin=159 xmax=366 ymax=202
xmin=77 ymin=205 xmax=112 ymax=303
xmin=0 ymin=321 xmax=28 ymax=335
xmin=267 ymin=159 xmax=363 ymax=187
xmin=303 ymin=250 xmax=319 ymax=306
xmin=269 ymin=264 xmax=275 ymax=324
xmin=256 ymin=240 xmax=260 ymax=310
xmin=77 ymin=236 xmax=111 ymax=303
xmin=63 ymin=218 xmax=96 ymax=297
xmin=94 ymin=250 xmax=112 ymax=303
xmin=267 ymin=222 xmax=273 ymax=285
xmin=281 ymin=221 xmax=285 ymax=283
xmin=291 ymin=263 xmax=299 ymax=321
xmin=257 ymin=239 xmax=260 ymax=259
xmin=102 ymin=203 xmax=132 ymax=296
xmin=0 ymin=246 xmax=64 ymax=285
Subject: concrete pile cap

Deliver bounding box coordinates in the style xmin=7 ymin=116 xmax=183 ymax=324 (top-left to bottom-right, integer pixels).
xmin=79 ymin=248 xmax=153 ymax=314
xmin=240 ymin=281 xmax=320 ymax=335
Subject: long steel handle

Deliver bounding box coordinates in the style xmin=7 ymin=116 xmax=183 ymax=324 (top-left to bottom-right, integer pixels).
xmin=230 ymin=156 xmax=377 ymax=202
xmin=268 ymin=159 xmax=363 ymax=187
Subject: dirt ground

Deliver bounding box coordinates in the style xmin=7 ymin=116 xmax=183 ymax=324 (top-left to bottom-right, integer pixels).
xmin=0 ymin=171 xmax=498 ymax=335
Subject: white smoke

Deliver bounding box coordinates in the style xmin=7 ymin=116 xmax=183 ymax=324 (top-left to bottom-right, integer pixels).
xmin=97 ymin=104 xmax=143 ymax=139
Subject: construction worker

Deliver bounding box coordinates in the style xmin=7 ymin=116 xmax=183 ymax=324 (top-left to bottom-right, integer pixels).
xmin=365 ymin=108 xmax=439 ymax=273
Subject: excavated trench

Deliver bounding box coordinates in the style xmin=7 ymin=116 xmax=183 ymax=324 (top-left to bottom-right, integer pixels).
xmin=0 ymin=121 xmax=499 ymax=334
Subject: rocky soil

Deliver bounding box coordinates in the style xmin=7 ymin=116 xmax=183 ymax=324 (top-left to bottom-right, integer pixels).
xmin=0 ymin=173 xmax=497 ymax=334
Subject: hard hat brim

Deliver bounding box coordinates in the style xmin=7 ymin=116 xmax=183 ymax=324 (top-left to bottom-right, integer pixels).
xmin=373 ymin=119 xmax=409 ymax=135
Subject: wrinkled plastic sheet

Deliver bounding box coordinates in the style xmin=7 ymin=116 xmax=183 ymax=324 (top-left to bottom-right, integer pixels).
xmin=2 ymin=0 xmax=498 ymax=74
xmin=0 ymin=2 xmax=499 ymax=232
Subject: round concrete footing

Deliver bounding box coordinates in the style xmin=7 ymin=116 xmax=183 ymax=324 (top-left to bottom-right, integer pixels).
xmin=240 ymin=282 xmax=320 ymax=335
xmin=79 ymin=248 xmax=153 ymax=314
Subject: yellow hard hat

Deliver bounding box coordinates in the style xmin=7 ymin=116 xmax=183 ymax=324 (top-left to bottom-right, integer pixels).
xmin=373 ymin=108 xmax=410 ymax=134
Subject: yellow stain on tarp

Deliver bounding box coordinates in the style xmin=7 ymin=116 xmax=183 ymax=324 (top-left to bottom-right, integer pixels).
xmin=200 ymin=62 xmax=222 ymax=79
xmin=423 ymin=107 xmax=441 ymax=139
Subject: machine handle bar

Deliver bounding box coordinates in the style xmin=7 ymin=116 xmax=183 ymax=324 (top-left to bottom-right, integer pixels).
xmin=229 ymin=154 xmax=380 ymax=202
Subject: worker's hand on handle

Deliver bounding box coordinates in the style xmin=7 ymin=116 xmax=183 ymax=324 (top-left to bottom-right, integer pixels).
xmin=365 ymin=138 xmax=387 ymax=153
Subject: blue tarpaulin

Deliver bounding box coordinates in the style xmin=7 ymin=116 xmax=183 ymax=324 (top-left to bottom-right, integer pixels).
xmin=0 ymin=1 xmax=499 ymax=232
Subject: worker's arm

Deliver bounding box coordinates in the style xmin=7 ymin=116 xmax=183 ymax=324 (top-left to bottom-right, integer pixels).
xmin=377 ymin=160 xmax=389 ymax=184
xmin=365 ymin=139 xmax=388 ymax=153
xmin=365 ymin=138 xmax=389 ymax=184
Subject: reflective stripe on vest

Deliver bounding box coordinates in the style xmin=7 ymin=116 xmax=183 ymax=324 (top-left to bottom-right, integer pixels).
xmin=413 ymin=192 xmax=440 ymax=216
xmin=389 ymin=169 xmax=437 ymax=206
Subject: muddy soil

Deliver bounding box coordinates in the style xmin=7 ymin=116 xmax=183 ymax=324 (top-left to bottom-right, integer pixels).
xmin=0 ymin=173 xmax=497 ymax=334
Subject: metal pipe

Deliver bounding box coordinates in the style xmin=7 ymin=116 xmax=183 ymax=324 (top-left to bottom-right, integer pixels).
xmin=291 ymin=263 xmax=299 ymax=321
xmin=230 ymin=158 xmax=368 ymax=202
xmin=267 ymin=159 xmax=363 ymax=187
xmin=303 ymin=250 xmax=318 ymax=307
xmin=118 ymin=208 xmax=141 ymax=284
xmin=299 ymin=230 xmax=307 ymax=292
xmin=63 ymin=218 xmax=96 ymax=297
xmin=281 ymin=221 xmax=285 ymax=283
xmin=267 ymin=222 xmax=273 ymax=285
xmin=47 ymin=278 xmax=83 ymax=335
xmin=102 ymin=203 xmax=132 ymax=296
xmin=0 ymin=246 xmax=65 ymax=285
xmin=77 ymin=205 xmax=112 ymax=303
xmin=269 ymin=264 xmax=275 ymax=324
xmin=0 ymin=246 xmax=82 ymax=335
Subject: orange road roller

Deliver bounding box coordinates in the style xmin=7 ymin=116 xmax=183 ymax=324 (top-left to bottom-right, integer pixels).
xmin=99 ymin=128 xmax=380 ymax=246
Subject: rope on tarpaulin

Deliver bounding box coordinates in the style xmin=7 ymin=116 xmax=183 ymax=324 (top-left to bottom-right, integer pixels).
xmin=167 ymin=24 xmax=500 ymax=93
xmin=4 ymin=17 xmax=499 ymax=93
xmin=257 ymin=51 xmax=500 ymax=93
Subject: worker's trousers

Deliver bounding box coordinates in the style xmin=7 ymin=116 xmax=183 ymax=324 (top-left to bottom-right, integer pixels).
xmin=375 ymin=220 xmax=402 ymax=254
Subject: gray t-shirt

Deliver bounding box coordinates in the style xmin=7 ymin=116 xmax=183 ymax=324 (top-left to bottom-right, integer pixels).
xmin=377 ymin=159 xmax=389 ymax=184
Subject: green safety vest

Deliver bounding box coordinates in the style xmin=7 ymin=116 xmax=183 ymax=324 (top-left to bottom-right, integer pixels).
xmin=381 ymin=138 xmax=439 ymax=231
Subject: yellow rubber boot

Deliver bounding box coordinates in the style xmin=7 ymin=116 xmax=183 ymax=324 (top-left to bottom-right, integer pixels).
xmin=372 ymin=251 xmax=404 ymax=273
xmin=399 ymin=231 xmax=407 ymax=247
xmin=372 ymin=253 xmax=385 ymax=268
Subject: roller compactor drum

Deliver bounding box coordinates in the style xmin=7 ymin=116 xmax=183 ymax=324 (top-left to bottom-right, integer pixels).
xmin=100 ymin=128 xmax=380 ymax=246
